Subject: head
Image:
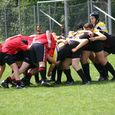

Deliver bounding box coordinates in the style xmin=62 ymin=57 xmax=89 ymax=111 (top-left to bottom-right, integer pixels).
xmin=90 ymin=11 xmax=99 ymax=25
xmin=84 ymin=23 xmax=94 ymax=31
xmin=77 ymin=23 xmax=84 ymax=30
xmin=36 ymin=25 xmax=41 ymax=34
xmin=84 ymin=23 xmax=94 ymax=37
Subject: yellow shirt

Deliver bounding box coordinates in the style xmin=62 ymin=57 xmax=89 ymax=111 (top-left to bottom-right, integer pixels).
xmin=93 ymin=21 xmax=108 ymax=33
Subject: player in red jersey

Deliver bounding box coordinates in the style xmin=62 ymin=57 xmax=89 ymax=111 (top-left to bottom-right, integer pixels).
xmin=1 ymin=34 xmax=30 ymax=88
xmin=14 ymin=31 xmax=57 ymax=86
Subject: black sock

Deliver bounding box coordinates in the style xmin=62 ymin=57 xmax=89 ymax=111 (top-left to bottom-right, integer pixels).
xmin=104 ymin=62 xmax=115 ymax=77
xmin=21 ymin=73 xmax=32 ymax=85
xmin=16 ymin=80 xmax=21 ymax=86
xmin=50 ymin=66 xmax=57 ymax=81
xmin=4 ymin=77 xmax=12 ymax=83
xmin=82 ymin=63 xmax=91 ymax=81
xmin=34 ymin=72 xmax=39 ymax=83
xmin=64 ymin=69 xmax=74 ymax=82
xmin=77 ymin=69 xmax=87 ymax=82
xmin=93 ymin=63 xmax=108 ymax=78
xmin=25 ymin=73 xmax=32 ymax=81
xmin=40 ymin=69 xmax=46 ymax=81
xmin=57 ymin=68 xmax=62 ymax=82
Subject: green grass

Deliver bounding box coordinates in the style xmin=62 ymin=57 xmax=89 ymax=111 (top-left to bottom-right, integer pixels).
xmin=0 ymin=55 xmax=115 ymax=115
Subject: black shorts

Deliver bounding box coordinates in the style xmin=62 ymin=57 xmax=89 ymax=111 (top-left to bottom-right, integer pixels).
xmin=57 ymin=41 xmax=82 ymax=60
xmin=104 ymin=47 xmax=115 ymax=54
xmin=14 ymin=51 xmax=25 ymax=61
xmin=0 ymin=52 xmax=5 ymax=66
xmin=84 ymin=41 xmax=104 ymax=52
xmin=68 ymin=41 xmax=82 ymax=58
xmin=3 ymin=53 xmax=17 ymax=65
xmin=104 ymin=36 xmax=115 ymax=54
xmin=83 ymin=44 xmax=92 ymax=51
xmin=29 ymin=43 xmax=46 ymax=64
xmin=57 ymin=44 xmax=72 ymax=61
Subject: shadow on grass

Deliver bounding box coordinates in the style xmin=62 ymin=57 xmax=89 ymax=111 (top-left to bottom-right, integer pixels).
xmin=0 ymin=80 xmax=114 ymax=89
xmin=26 ymin=79 xmax=115 ymax=89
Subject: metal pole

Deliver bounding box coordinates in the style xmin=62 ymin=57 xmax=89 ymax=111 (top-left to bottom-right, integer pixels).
xmin=64 ymin=0 xmax=68 ymax=37
xmin=40 ymin=9 xmax=62 ymax=26
xmin=4 ymin=8 xmax=7 ymax=39
xmin=18 ymin=0 xmax=21 ymax=33
xmin=48 ymin=5 xmax=52 ymax=31
xmin=90 ymin=0 xmax=93 ymax=13
xmin=33 ymin=5 xmax=36 ymax=33
xmin=87 ymin=0 xmax=90 ymax=22
xmin=37 ymin=3 xmax=40 ymax=25
xmin=108 ymin=0 xmax=112 ymax=34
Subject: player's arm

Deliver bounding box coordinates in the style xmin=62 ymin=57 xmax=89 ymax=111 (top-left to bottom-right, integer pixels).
xmin=89 ymin=32 xmax=107 ymax=41
xmin=72 ymin=38 xmax=89 ymax=52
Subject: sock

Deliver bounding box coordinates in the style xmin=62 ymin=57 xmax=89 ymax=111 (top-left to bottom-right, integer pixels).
xmin=104 ymin=62 xmax=115 ymax=77
xmin=25 ymin=73 xmax=32 ymax=81
xmin=82 ymin=63 xmax=91 ymax=81
xmin=64 ymin=69 xmax=74 ymax=82
xmin=21 ymin=73 xmax=32 ymax=85
xmin=50 ymin=66 xmax=57 ymax=81
xmin=77 ymin=69 xmax=87 ymax=83
xmin=57 ymin=67 xmax=62 ymax=82
xmin=93 ymin=63 xmax=108 ymax=78
xmin=39 ymin=67 xmax=46 ymax=81
xmin=34 ymin=72 xmax=39 ymax=83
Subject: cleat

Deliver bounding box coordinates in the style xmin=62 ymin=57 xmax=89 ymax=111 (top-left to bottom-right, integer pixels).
xmin=98 ymin=77 xmax=108 ymax=81
xmin=65 ymin=81 xmax=74 ymax=85
xmin=16 ymin=85 xmax=23 ymax=89
xmin=41 ymin=81 xmax=51 ymax=87
xmin=82 ymin=81 xmax=90 ymax=85
xmin=1 ymin=81 xmax=9 ymax=88
xmin=55 ymin=81 xmax=61 ymax=84
xmin=21 ymin=77 xmax=31 ymax=86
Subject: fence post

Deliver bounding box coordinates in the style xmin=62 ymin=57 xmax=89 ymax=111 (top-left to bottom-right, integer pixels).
xmin=64 ymin=0 xmax=68 ymax=37
xmin=48 ymin=5 xmax=52 ymax=31
xmin=108 ymin=0 xmax=112 ymax=34
xmin=4 ymin=8 xmax=7 ymax=39
xmin=18 ymin=0 xmax=21 ymax=33
xmin=37 ymin=3 xmax=40 ymax=25
xmin=33 ymin=5 xmax=36 ymax=33
xmin=87 ymin=0 xmax=90 ymax=22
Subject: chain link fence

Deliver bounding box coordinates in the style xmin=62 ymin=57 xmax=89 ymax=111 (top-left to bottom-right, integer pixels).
xmin=0 ymin=1 xmax=114 ymax=40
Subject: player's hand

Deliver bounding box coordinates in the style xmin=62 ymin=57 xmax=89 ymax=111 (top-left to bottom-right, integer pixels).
xmin=89 ymin=37 xmax=95 ymax=41
xmin=72 ymin=48 xmax=77 ymax=52
xmin=64 ymin=40 xmax=68 ymax=45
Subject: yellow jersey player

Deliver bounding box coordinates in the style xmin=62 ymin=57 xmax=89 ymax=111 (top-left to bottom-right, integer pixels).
xmin=90 ymin=11 xmax=108 ymax=33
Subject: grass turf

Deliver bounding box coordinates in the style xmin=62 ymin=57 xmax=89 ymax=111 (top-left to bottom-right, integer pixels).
xmin=0 ymin=55 xmax=115 ymax=115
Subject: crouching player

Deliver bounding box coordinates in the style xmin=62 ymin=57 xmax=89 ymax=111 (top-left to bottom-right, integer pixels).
xmin=1 ymin=34 xmax=30 ymax=88
xmin=16 ymin=31 xmax=57 ymax=87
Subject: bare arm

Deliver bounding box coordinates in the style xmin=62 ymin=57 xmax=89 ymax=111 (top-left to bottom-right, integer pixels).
xmin=89 ymin=32 xmax=107 ymax=41
xmin=72 ymin=38 xmax=89 ymax=52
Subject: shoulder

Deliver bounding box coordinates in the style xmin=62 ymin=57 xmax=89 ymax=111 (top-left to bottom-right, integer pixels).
xmin=96 ymin=21 xmax=106 ymax=27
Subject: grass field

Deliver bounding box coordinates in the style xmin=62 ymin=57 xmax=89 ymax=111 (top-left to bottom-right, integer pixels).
xmin=0 ymin=55 xmax=115 ymax=115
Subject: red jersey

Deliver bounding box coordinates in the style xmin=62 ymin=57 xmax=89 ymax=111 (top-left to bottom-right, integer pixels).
xmin=32 ymin=31 xmax=56 ymax=56
xmin=2 ymin=35 xmax=29 ymax=54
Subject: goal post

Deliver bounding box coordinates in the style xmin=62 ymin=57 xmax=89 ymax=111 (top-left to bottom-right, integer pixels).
xmin=37 ymin=0 xmax=69 ymax=36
